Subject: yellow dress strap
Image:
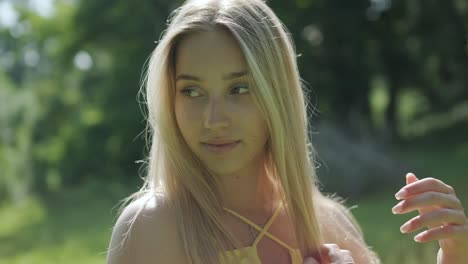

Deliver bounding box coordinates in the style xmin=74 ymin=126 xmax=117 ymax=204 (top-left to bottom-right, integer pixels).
xmin=251 ymin=204 xmax=281 ymax=246
xmin=222 ymin=203 xmax=295 ymax=251
xmin=258 ymin=227 xmax=295 ymax=251
xmin=223 ymin=207 xmax=266 ymax=233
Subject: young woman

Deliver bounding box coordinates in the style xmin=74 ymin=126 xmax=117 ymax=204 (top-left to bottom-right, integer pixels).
xmin=106 ymin=0 xmax=468 ymax=263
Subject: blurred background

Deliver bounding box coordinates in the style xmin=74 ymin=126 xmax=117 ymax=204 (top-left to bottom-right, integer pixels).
xmin=1 ymin=0 xmax=467 ymax=263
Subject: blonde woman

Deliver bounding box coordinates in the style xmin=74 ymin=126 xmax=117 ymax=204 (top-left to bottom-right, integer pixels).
xmin=106 ymin=0 xmax=468 ymax=263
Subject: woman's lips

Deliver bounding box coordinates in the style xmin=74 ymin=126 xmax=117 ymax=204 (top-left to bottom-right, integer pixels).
xmin=202 ymin=141 xmax=240 ymax=154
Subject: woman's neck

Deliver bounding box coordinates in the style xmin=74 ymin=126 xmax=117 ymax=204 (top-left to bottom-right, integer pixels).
xmin=218 ymin=164 xmax=281 ymax=214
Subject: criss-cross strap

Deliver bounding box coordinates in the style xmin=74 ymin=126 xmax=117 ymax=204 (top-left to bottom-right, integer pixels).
xmin=223 ymin=203 xmax=295 ymax=252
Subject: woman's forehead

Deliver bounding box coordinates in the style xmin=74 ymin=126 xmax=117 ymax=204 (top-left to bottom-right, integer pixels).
xmin=174 ymin=29 xmax=248 ymax=78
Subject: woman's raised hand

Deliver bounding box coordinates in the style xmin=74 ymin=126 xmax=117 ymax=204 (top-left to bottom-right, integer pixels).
xmin=303 ymin=243 xmax=355 ymax=264
xmin=392 ymin=173 xmax=468 ymax=264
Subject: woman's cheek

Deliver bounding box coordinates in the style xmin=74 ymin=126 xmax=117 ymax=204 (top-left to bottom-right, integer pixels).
xmin=185 ymin=102 xmax=204 ymax=121
xmin=176 ymin=99 xmax=202 ymax=120
xmin=228 ymin=96 xmax=257 ymax=114
xmin=231 ymin=98 xmax=269 ymax=138
xmin=175 ymin=100 xmax=199 ymax=136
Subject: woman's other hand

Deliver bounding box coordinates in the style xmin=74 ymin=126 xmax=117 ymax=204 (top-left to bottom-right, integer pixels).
xmin=303 ymin=243 xmax=355 ymax=264
xmin=392 ymin=173 xmax=468 ymax=264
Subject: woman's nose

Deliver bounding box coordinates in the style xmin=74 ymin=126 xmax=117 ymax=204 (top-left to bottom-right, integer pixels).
xmin=203 ymin=99 xmax=230 ymax=130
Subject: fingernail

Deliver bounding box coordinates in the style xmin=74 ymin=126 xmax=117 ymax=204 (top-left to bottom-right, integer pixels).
xmin=414 ymin=233 xmax=424 ymax=242
xmin=395 ymin=189 xmax=407 ymax=200
xmin=400 ymin=222 xmax=411 ymax=233
xmin=392 ymin=202 xmax=403 ymax=214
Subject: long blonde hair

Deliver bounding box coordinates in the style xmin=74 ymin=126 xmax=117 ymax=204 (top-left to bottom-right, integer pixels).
xmin=122 ymin=0 xmax=324 ymax=262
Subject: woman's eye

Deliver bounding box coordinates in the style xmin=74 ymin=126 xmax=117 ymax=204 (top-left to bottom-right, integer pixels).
xmin=180 ymin=88 xmax=201 ymax=97
xmin=231 ymin=85 xmax=249 ymax=94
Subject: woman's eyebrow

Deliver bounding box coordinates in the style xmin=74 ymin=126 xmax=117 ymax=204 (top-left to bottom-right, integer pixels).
xmin=175 ymin=74 xmax=201 ymax=82
xmin=175 ymin=70 xmax=248 ymax=82
xmin=222 ymin=70 xmax=248 ymax=80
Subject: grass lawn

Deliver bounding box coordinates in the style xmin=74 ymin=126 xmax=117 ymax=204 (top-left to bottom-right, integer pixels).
xmin=0 ymin=182 xmax=125 ymax=264
xmin=1 ymin=142 xmax=467 ymax=263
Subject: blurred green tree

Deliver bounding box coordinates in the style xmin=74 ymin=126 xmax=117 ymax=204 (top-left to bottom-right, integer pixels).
xmin=1 ymin=0 xmax=468 ymax=201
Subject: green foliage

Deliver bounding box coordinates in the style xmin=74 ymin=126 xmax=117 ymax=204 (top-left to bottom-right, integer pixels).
xmin=0 ymin=71 xmax=39 ymax=202
xmin=1 ymin=0 xmax=468 ymax=205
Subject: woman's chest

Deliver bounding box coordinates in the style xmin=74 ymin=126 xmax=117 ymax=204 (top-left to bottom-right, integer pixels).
xmin=223 ymin=211 xmax=302 ymax=263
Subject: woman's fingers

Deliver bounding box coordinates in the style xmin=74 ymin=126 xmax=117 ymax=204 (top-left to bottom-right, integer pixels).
xmin=400 ymin=208 xmax=468 ymax=233
xmin=329 ymin=250 xmax=354 ymax=263
xmin=321 ymin=243 xmax=355 ymax=264
xmin=406 ymin=173 xmax=419 ymax=185
xmin=404 ymin=173 xmax=436 ymax=217
xmin=413 ymin=223 xmax=468 ymax=243
xmin=395 ymin=175 xmax=455 ymax=200
xmin=394 ymin=173 xmax=468 ymax=254
xmin=303 ymin=257 xmax=320 ymax=264
xmin=392 ymin=191 xmax=463 ymax=214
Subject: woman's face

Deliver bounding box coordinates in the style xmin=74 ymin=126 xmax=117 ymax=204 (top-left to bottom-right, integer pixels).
xmin=174 ymin=28 xmax=269 ymax=176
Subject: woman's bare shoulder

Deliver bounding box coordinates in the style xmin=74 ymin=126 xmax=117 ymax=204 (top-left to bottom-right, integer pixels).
xmin=315 ymin=194 xmax=363 ymax=240
xmin=106 ymin=193 xmax=187 ymax=264
xmin=315 ymin=194 xmax=380 ymax=264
